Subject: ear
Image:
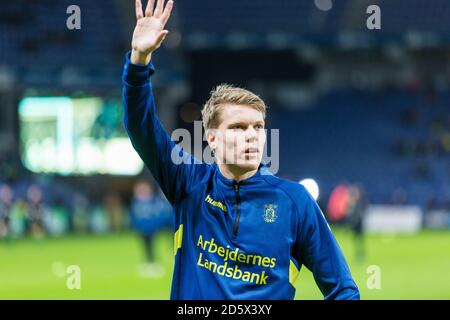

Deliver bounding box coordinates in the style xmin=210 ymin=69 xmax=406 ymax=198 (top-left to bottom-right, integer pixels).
xmin=205 ymin=129 xmax=216 ymax=150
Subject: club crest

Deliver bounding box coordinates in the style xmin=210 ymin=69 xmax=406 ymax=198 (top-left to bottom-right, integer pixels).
xmin=263 ymin=204 xmax=278 ymax=223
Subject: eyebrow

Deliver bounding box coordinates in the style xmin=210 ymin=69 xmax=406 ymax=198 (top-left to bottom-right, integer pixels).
xmin=227 ymin=120 xmax=265 ymax=127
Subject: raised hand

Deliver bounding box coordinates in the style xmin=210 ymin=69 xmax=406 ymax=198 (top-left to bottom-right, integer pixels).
xmin=131 ymin=0 xmax=174 ymax=65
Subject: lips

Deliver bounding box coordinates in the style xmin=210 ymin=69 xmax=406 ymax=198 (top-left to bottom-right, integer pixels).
xmin=244 ymin=148 xmax=259 ymax=154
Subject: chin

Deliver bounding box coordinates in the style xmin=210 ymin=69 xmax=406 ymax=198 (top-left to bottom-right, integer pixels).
xmin=236 ymin=160 xmax=260 ymax=171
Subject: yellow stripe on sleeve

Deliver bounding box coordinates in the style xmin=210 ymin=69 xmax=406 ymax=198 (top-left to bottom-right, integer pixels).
xmin=289 ymin=259 xmax=300 ymax=286
xmin=173 ymin=224 xmax=183 ymax=256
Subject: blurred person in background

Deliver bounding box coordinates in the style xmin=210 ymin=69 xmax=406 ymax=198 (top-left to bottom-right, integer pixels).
xmin=72 ymin=193 xmax=90 ymax=233
xmin=8 ymin=197 xmax=27 ymax=238
xmin=25 ymin=184 xmax=46 ymax=239
xmin=130 ymin=179 xmax=169 ymax=278
xmin=346 ymin=184 xmax=368 ymax=263
xmin=104 ymin=191 xmax=127 ymax=233
xmin=0 ymin=184 xmax=13 ymax=239
xmin=327 ymin=183 xmax=350 ymax=223
xmin=157 ymin=186 xmax=173 ymax=230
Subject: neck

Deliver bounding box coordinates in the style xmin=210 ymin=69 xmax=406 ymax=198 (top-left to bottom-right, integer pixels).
xmin=218 ymin=164 xmax=258 ymax=182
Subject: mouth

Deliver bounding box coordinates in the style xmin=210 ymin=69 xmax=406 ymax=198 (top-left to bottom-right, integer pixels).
xmin=244 ymin=148 xmax=259 ymax=155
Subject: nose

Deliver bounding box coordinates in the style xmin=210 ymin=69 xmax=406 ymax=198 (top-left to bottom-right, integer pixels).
xmin=245 ymin=126 xmax=258 ymax=142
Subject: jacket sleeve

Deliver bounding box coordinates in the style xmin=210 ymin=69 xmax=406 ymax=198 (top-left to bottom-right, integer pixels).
xmin=294 ymin=189 xmax=360 ymax=300
xmin=122 ymin=51 xmax=209 ymax=205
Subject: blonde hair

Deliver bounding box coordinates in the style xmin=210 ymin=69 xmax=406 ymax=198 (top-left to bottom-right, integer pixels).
xmin=201 ymin=84 xmax=266 ymax=131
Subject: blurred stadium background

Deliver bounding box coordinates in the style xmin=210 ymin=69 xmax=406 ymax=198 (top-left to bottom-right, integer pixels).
xmin=1 ymin=0 xmax=450 ymax=299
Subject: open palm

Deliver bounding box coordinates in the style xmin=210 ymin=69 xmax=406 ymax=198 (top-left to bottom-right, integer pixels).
xmin=131 ymin=0 xmax=173 ymax=62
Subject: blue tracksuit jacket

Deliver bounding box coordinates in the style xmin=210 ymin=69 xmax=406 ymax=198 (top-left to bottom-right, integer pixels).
xmin=122 ymin=52 xmax=360 ymax=300
xmin=130 ymin=195 xmax=172 ymax=235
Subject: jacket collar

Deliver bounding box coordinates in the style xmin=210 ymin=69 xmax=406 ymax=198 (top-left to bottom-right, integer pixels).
xmin=214 ymin=162 xmax=271 ymax=186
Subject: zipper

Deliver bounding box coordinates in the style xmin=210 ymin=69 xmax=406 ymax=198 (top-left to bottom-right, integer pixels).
xmin=233 ymin=183 xmax=241 ymax=236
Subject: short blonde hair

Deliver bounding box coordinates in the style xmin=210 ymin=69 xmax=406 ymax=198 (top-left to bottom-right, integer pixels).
xmin=201 ymin=84 xmax=266 ymax=130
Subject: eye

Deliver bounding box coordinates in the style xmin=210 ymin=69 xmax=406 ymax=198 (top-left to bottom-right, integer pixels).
xmin=255 ymin=124 xmax=264 ymax=130
xmin=230 ymin=124 xmax=245 ymax=131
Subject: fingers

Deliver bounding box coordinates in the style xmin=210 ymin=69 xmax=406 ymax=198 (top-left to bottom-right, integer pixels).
xmin=154 ymin=0 xmax=164 ymax=17
xmin=145 ymin=0 xmax=155 ymax=16
xmin=135 ymin=0 xmax=144 ymax=20
xmin=137 ymin=0 xmax=172 ymax=22
xmin=161 ymin=0 xmax=174 ymax=26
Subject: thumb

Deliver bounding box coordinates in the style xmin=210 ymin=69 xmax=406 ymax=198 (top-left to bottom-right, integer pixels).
xmin=156 ymin=30 xmax=169 ymax=45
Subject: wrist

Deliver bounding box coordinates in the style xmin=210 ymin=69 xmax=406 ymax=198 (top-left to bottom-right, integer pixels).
xmin=130 ymin=49 xmax=152 ymax=66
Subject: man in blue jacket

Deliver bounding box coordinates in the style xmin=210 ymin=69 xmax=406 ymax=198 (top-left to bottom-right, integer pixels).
xmin=123 ymin=0 xmax=360 ymax=300
xmin=130 ymin=180 xmax=173 ymax=277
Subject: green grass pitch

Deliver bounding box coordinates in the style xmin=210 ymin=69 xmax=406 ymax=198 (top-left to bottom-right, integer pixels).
xmin=1 ymin=228 xmax=449 ymax=299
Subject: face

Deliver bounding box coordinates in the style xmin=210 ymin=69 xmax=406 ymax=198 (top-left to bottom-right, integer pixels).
xmin=27 ymin=185 xmax=42 ymax=204
xmin=134 ymin=181 xmax=154 ymax=200
xmin=207 ymin=104 xmax=266 ymax=173
xmin=0 ymin=185 xmax=12 ymax=204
